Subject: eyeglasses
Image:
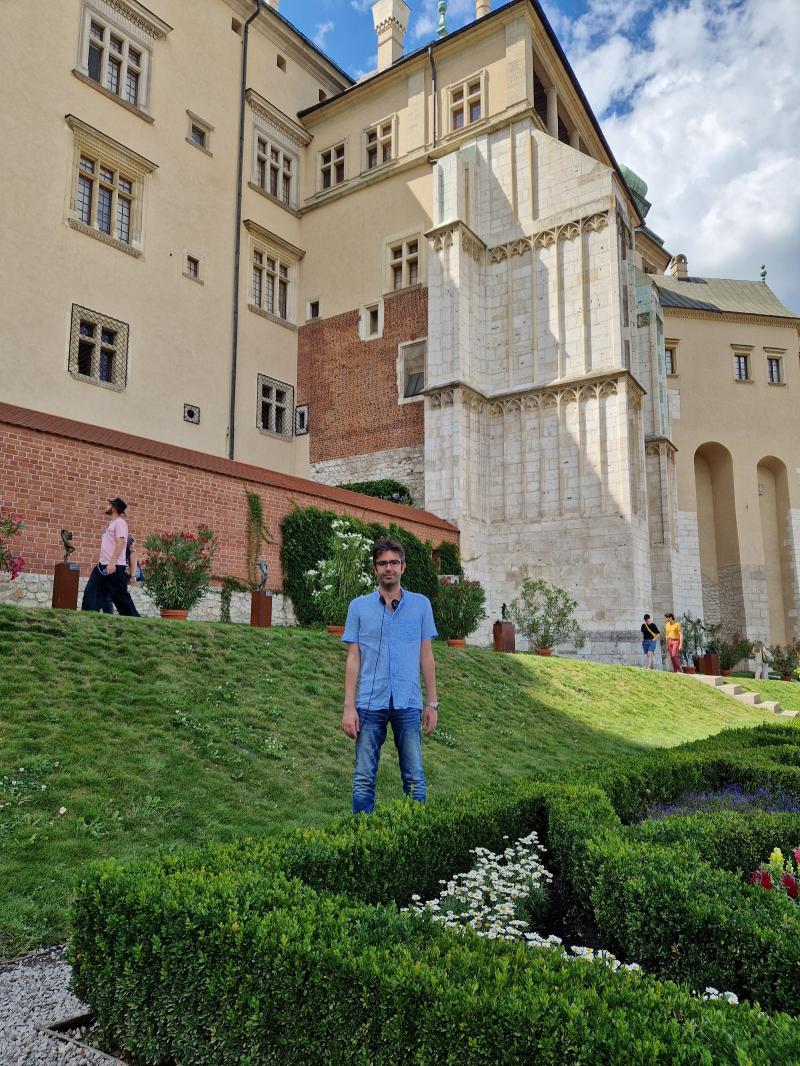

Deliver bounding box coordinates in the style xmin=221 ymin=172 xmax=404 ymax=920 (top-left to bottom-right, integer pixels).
xmin=375 ymin=560 xmax=402 ymax=568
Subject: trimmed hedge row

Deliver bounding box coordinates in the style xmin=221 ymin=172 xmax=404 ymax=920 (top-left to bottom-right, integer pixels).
xmin=336 ymin=478 xmax=413 ymax=506
xmin=71 ymin=724 xmax=800 ymax=1062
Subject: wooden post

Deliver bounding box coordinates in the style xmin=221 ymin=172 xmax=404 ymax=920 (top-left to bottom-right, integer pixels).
xmin=250 ymin=590 xmax=273 ymax=628
xmin=492 ymin=620 xmax=516 ymax=653
xmin=52 ymin=562 xmax=80 ymax=610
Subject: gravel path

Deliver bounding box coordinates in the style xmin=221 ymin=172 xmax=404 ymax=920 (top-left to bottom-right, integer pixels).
xmin=0 ymin=946 xmax=114 ymax=1064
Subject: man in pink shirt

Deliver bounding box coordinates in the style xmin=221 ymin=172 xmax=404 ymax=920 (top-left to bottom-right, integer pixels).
xmin=80 ymin=497 xmax=139 ymax=616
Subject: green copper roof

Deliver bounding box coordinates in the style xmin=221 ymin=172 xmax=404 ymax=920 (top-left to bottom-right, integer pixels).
xmin=652 ymin=274 xmax=798 ymax=319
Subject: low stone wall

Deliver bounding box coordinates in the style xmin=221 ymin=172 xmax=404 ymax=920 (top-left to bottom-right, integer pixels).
xmin=0 ymin=572 xmax=297 ymax=626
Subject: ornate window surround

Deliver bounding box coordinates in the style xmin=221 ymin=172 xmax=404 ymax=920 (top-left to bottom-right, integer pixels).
xmin=246 ymin=89 xmax=309 ymax=213
xmin=68 ymin=303 xmax=130 ymax=391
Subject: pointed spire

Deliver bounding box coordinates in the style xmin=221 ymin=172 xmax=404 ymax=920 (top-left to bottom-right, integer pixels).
xmin=437 ymin=1 xmax=448 ymax=38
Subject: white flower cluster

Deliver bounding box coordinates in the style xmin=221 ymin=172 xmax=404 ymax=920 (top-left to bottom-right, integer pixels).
xmin=404 ymin=831 xmax=739 ymax=1001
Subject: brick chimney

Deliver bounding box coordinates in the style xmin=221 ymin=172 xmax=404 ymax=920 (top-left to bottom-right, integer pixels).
xmin=669 ymin=253 xmax=688 ymax=279
xmin=372 ymin=0 xmax=410 ymax=71
xmin=476 ymin=0 xmax=491 ymax=17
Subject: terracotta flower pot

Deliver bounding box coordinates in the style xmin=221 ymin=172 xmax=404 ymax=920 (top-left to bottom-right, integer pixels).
xmin=326 ymin=625 xmax=345 ymax=636
xmin=447 ymin=638 xmax=466 ymax=648
xmin=535 ymin=648 xmax=553 ymax=656
xmin=782 ymin=675 xmax=793 ymax=683
xmin=682 ymin=666 xmax=696 ymax=674
xmin=160 ymin=609 xmax=189 ymax=621
xmin=720 ymin=669 xmax=733 ymax=676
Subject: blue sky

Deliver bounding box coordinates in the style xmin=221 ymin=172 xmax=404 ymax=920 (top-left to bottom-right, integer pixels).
xmin=279 ymin=1 xmax=799 ymax=311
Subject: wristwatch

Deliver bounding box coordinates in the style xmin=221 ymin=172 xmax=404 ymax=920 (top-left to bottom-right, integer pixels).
xmin=425 ymin=701 xmax=440 ymax=710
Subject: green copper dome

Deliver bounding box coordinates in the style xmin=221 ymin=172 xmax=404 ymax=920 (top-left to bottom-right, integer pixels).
xmin=619 ymin=163 xmax=652 ymax=221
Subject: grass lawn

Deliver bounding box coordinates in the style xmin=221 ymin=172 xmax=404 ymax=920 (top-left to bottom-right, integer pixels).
xmin=732 ymin=673 xmax=800 ymax=713
xmin=0 ymin=604 xmax=783 ymax=958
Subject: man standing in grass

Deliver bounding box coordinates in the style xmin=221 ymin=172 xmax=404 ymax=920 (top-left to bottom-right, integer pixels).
xmin=341 ymin=538 xmax=439 ymax=814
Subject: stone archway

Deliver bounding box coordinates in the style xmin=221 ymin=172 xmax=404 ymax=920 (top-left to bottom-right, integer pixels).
xmin=694 ymin=443 xmax=744 ymax=633
xmin=757 ymin=456 xmax=794 ymax=644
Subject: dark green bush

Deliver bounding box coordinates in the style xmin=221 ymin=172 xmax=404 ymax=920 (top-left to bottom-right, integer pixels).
xmin=432 ymin=578 xmax=486 ymax=640
xmin=436 ymin=540 xmax=463 ymax=576
xmin=280 ymin=507 xmax=439 ymax=624
xmin=337 ymin=479 xmax=414 ymax=507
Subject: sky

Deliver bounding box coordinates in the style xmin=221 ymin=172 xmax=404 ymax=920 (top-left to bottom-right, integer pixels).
xmin=279 ymin=0 xmax=799 ymax=312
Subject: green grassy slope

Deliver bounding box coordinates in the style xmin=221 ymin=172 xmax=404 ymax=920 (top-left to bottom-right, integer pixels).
xmin=0 ymin=605 xmax=780 ymax=957
xmin=732 ymin=674 xmax=800 ymax=712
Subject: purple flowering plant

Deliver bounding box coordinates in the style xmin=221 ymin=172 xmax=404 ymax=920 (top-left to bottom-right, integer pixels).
xmin=0 ymin=508 xmax=25 ymax=580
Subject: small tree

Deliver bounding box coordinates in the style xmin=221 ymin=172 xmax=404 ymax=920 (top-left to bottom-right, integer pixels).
xmin=433 ymin=577 xmax=486 ymax=641
xmin=142 ymin=526 xmax=218 ymax=611
xmin=679 ymin=613 xmax=706 ymax=668
xmin=305 ymin=519 xmax=374 ymax=627
xmin=508 ymin=578 xmax=586 ymax=652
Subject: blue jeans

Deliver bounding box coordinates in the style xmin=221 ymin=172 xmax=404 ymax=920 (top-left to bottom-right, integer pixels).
xmin=352 ymin=705 xmax=426 ymax=814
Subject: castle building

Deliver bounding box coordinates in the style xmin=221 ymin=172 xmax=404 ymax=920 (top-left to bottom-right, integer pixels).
xmin=1 ymin=0 xmax=798 ymax=651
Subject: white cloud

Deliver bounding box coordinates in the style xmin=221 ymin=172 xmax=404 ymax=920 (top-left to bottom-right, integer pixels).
xmin=350 ymin=0 xmax=372 ymax=12
xmin=553 ymin=0 xmax=800 ymax=311
xmin=313 ymin=20 xmax=335 ymax=49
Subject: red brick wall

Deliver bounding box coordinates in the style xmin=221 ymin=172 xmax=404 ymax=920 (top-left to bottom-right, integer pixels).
xmin=297 ymin=286 xmax=427 ymax=463
xmin=0 ymin=403 xmax=457 ymax=583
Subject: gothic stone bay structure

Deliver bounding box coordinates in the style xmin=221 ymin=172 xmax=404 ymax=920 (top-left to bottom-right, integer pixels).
xmin=2 ymin=0 xmax=798 ymax=654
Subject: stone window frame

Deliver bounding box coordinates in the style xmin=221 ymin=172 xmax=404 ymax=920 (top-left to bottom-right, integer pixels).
xmin=446 ymin=70 xmax=487 ymax=135
xmin=244 ymin=220 xmax=303 ymax=329
xmin=397 ymin=338 xmax=427 ymax=405
xmin=359 ymin=299 xmax=384 ymax=341
xmin=363 ymin=114 xmax=396 ymax=173
xmin=186 ymin=111 xmax=213 ymax=155
xmin=731 ymin=344 xmax=753 ymax=383
xmin=66 ymin=115 xmax=156 ymax=257
xmin=68 ymin=303 xmax=129 ymax=391
xmin=664 ymin=339 xmax=679 ymax=377
xmin=256 ymin=373 xmax=294 ymax=439
xmin=386 ymin=234 xmax=422 ymax=292
xmin=74 ymin=0 xmax=170 ymax=119
xmin=294 ymin=403 xmax=309 ymax=436
xmin=254 ymin=131 xmax=297 ymax=209
xmin=306 ymin=299 xmax=320 ymax=321
xmin=765 ymin=348 xmax=786 ymax=386
xmin=183 ymin=250 xmax=204 ymax=284
xmin=319 ymin=140 xmax=346 ymax=191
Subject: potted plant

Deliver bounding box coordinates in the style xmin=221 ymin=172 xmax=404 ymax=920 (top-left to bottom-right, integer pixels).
xmin=433 ymin=576 xmax=486 ymax=648
xmin=717 ymin=635 xmax=751 ymax=676
xmin=507 ymin=577 xmax=586 ymax=656
xmin=306 ymin=519 xmax=373 ymax=634
xmin=141 ymin=526 xmax=218 ymax=619
xmin=0 ymin=508 xmax=25 ymax=580
xmin=766 ymin=644 xmax=800 ymax=682
xmin=679 ymin=613 xmax=705 ymax=673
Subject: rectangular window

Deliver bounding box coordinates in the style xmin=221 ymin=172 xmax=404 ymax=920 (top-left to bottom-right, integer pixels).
xmin=250 ymin=248 xmax=291 ymax=322
xmin=255 ymin=136 xmax=294 ymax=205
xmin=365 ymin=120 xmax=393 ymax=170
xmin=388 ymin=237 xmax=420 ymax=291
xmin=187 ymin=112 xmax=213 ymax=154
xmin=308 ymin=300 xmax=320 ymax=320
xmin=82 ymin=15 xmax=146 ymax=111
xmin=69 ymin=304 xmax=128 ymax=389
xmin=665 ymin=347 xmax=676 ymax=375
xmin=734 ymin=353 xmax=750 ymax=381
xmin=767 ymin=356 xmax=782 ymax=383
xmin=185 ymin=255 xmax=200 ymax=279
xmin=257 ymin=374 xmax=294 ymax=438
xmin=74 ymin=152 xmax=135 ymax=245
xmin=321 ymin=142 xmax=345 ymax=190
xmin=191 ymin=125 xmax=206 ymax=148
xmin=368 ymin=306 xmax=379 ymax=336
xmin=450 ymin=77 xmax=483 ymax=132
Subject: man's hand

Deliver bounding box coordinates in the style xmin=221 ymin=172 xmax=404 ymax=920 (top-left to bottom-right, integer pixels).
xmin=422 ymin=705 xmax=438 ymax=736
xmin=341 ymin=705 xmax=360 ymax=739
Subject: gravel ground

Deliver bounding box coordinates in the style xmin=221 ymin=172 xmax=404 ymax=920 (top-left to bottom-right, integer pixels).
xmin=0 ymin=945 xmax=116 ymax=1064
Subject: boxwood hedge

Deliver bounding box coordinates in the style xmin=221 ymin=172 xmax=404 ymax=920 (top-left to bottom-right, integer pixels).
xmin=71 ymin=724 xmax=800 ymax=1063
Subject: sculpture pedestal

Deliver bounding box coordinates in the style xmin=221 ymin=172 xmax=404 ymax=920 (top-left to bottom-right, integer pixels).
xmin=52 ymin=562 xmax=80 ymax=610
xmin=493 ymin=620 xmax=516 ymax=653
xmin=250 ymin=590 xmax=273 ymax=628
xmin=699 ymin=653 xmax=720 ymax=676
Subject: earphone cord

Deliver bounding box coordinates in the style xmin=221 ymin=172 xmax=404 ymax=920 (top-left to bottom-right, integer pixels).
xmin=365 ymin=599 xmax=386 ymax=714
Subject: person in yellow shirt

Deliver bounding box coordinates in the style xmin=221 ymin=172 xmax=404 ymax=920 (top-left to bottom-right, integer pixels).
xmin=664 ymin=613 xmax=682 ymax=672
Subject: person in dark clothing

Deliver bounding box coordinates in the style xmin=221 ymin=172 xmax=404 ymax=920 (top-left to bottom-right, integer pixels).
xmin=81 ymin=497 xmax=140 ymax=617
xmin=641 ymin=613 xmax=660 ymax=670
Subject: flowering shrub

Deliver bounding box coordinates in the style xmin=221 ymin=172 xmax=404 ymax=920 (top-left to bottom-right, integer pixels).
xmin=433 ymin=576 xmax=486 ymax=641
xmin=0 ymin=508 xmax=25 ymax=580
xmin=141 ymin=526 xmax=218 ymax=611
xmin=750 ymin=846 xmax=800 ymax=901
xmin=305 ymin=519 xmax=373 ymax=626
xmin=765 ymin=643 xmax=800 ymax=679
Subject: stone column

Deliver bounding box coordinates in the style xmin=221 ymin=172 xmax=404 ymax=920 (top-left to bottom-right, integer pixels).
xmin=569 ymin=129 xmax=580 ymax=150
xmin=546 ymin=86 xmax=558 ymax=139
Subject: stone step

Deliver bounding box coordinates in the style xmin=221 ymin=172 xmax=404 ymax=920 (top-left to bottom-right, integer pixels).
xmin=719 ymin=684 xmax=744 ymax=696
xmin=779 ymin=710 xmax=798 ymax=720
xmin=693 ymin=674 xmax=725 ymax=686
xmin=736 ymin=691 xmax=762 ymax=706
xmin=760 ymin=700 xmax=783 ymax=714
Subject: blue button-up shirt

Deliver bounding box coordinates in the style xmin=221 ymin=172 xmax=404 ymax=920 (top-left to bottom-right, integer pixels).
xmin=342 ymin=588 xmax=437 ymax=711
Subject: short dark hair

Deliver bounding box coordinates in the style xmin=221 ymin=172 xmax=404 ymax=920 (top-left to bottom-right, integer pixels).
xmin=665 ymin=612 xmax=675 ymax=620
xmin=643 ymin=613 xmax=651 ymax=620
xmin=372 ymin=538 xmax=405 ymax=565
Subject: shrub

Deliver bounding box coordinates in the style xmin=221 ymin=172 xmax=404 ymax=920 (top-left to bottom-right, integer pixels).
xmin=433 ymin=578 xmax=486 ymax=641
xmin=306 ymin=519 xmax=374 ymax=626
xmin=508 ymin=577 xmax=586 ymax=651
xmin=385 ymin=523 xmax=439 ymax=601
xmin=716 ymin=635 xmax=753 ymax=672
xmin=436 ymin=540 xmax=463 ymax=577
xmin=766 ymin=643 xmax=800 ymax=678
xmin=141 ymin=526 xmax=217 ymax=611
xmin=337 ymin=479 xmax=414 ymax=507
xmin=0 ymin=508 xmax=24 ymax=579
